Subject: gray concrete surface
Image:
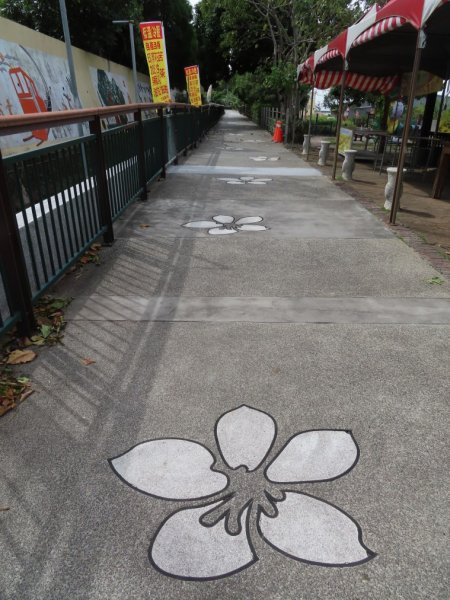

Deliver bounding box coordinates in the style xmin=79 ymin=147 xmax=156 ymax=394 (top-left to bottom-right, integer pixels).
xmin=1 ymin=110 xmax=449 ymax=600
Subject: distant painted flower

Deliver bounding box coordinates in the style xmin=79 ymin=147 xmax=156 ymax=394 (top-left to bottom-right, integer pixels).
xmin=110 ymin=405 xmax=375 ymax=581
xmin=217 ymin=145 xmax=244 ymax=151
xmin=217 ymin=176 xmax=272 ymax=185
xmin=182 ymin=215 xmax=268 ymax=235
xmin=250 ymin=156 xmax=280 ymax=161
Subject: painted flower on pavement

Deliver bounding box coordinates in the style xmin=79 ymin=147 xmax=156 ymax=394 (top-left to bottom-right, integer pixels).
xmin=109 ymin=405 xmax=375 ymax=581
xmin=217 ymin=176 xmax=273 ymax=185
xmin=182 ymin=215 xmax=268 ymax=235
xmin=250 ymin=156 xmax=280 ymax=161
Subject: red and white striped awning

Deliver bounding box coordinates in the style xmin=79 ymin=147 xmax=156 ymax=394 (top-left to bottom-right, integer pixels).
xmin=317 ymin=49 xmax=341 ymax=65
xmin=297 ymin=0 xmax=450 ymax=89
xmin=352 ymin=16 xmax=407 ymax=48
xmin=302 ymin=70 xmax=398 ymax=95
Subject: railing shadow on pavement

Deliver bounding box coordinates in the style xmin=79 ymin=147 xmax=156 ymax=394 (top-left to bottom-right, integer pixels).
xmin=0 ymin=101 xmax=224 ymax=337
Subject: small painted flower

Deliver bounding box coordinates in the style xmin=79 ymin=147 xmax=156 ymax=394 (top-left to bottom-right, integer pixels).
xmin=217 ymin=176 xmax=272 ymax=185
xmin=250 ymin=156 xmax=280 ymax=161
xmin=109 ymin=405 xmax=375 ymax=581
xmin=182 ymin=215 xmax=268 ymax=235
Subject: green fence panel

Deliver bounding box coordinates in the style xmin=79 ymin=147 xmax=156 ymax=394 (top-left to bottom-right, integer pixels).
xmin=3 ymin=135 xmax=104 ymax=300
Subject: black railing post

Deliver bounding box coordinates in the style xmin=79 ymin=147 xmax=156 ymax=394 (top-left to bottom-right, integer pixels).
xmin=0 ymin=150 xmax=36 ymax=335
xmin=158 ymin=107 xmax=167 ymax=179
xmin=89 ymin=116 xmax=114 ymax=244
xmin=183 ymin=106 xmax=189 ymax=156
xmin=192 ymin=107 xmax=198 ymax=148
xmin=134 ymin=108 xmax=147 ymax=201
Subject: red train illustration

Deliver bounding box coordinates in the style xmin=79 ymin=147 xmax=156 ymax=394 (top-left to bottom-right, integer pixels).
xmin=9 ymin=67 xmax=49 ymax=144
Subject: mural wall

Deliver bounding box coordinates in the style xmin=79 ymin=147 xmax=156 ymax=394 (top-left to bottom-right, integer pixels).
xmin=0 ymin=40 xmax=82 ymax=149
xmin=0 ymin=17 xmax=152 ymax=155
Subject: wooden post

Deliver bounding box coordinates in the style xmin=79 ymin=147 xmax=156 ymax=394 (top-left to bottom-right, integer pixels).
xmin=435 ymin=79 xmax=448 ymax=133
xmin=390 ymin=30 xmax=425 ymax=224
xmin=306 ymin=81 xmax=315 ymax=161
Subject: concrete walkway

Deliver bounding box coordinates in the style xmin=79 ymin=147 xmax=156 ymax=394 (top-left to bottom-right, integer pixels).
xmin=1 ymin=110 xmax=449 ymax=599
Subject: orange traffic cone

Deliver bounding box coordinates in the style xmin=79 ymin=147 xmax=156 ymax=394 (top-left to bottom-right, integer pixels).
xmin=272 ymin=120 xmax=283 ymax=143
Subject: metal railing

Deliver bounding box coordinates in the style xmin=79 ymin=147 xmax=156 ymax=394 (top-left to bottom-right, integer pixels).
xmin=0 ymin=102 xmax=224 ymax=336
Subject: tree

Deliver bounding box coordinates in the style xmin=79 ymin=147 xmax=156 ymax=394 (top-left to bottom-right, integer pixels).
xmin=194 ymin=1 xmax=229 ymax=86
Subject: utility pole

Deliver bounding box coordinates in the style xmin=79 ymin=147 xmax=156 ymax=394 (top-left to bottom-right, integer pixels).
xmin=58 ymin=0 xmax=83 ymax=122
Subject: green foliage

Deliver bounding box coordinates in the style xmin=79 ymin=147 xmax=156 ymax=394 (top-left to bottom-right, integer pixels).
xmin=194 ymin=1 xmax=230 ymax=85
xmin=211 ymin=86 xmax=241 ymax=109
xmin=438 ymin=109 xmax=450 ymax=133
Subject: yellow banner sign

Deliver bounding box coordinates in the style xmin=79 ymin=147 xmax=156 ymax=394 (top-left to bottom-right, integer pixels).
xmin=139 ymin=21 xmax=171 ymax=103
xmin=184 ymin=65 xmax=202 ymax=107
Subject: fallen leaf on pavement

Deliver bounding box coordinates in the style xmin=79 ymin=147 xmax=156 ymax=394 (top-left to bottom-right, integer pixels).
xmin=0 ymin=400 xmax=15 ymax=417
xmin=81 ymin=358 xmax=96 ymax=366
xmin=6 ymin=349 xmax=37 ymax=365
xmin=20 ymin=389 xmax=34 ymax=402
xmin=139 ymin=224 xmax=150 ymax=229
xmin=0 ymin=507 xmax=10 ymax=511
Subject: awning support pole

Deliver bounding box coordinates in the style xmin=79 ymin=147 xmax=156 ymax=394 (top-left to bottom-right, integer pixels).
xmin=390 ymin=29 xmax=425 ymax=225
xmin=332 ymin=67 xmax=347 ymax=180
xmin=435 ymin=78 xmax=448 ymax=134
xmin=306 ymin=79 xmax=315 ymax=161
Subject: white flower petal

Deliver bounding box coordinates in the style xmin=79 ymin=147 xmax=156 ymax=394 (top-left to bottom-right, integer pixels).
xmin=183 ymin=220 xmax=221 ymax=229
xmin=247 ymin=181 xmax=267 ymax=185
xmin=213 ymin=215 xmax=234 ymax=224
xmin=237 ymin=225 xmax=268 ymax=232
xmin=227 ymin=180 xmax=245 ymax=185
xmin=269 ymin=157 xmax=280 ymax=161
xmin=109 ymin=439 xmax=228 ymax=500
xmin=266 ymin=430 xmax=358 ymax=483
xmin=239 ymin=177 xmax=254 ymax=181
xmin=215 ymin=405 xmax=276 ymax=471
xmin=235 ymin=216 xmax=263 ymax=225
xmin=150 ymin=502 xmax=256 ymax=580
xmin=209 ymin=227 xmax=237 ymax=235
xmin=258 ymin=492 xmax=374 ymax=566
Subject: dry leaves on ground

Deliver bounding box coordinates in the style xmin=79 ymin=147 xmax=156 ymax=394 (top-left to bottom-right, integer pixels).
xmin=6 ymin=349 xmax=36 ymax=365
xmin=81 ymin=358 xmax=96 ymax=366
xmin=0 ymin=370 xmax=33 ymax=417
xmin=0 ymin=296 xmax=71 ymax=417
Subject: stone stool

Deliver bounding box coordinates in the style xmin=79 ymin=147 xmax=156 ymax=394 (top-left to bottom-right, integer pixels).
xmin=302 ymin=134 xmax=311 ymax=156
xmin=342 ymin=149 xmax=357 ymax=181
xmin=318 ymin=140 xmax=331 ymax=166
xmin=384 ymin=167 xmax=404 ymax=210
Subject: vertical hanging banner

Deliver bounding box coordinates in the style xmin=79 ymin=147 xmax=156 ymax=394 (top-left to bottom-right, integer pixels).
xmin=184 ymin=65 xmax=202 ymax=107
xmin=139 ymin=21 xmax=171 ymax=103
